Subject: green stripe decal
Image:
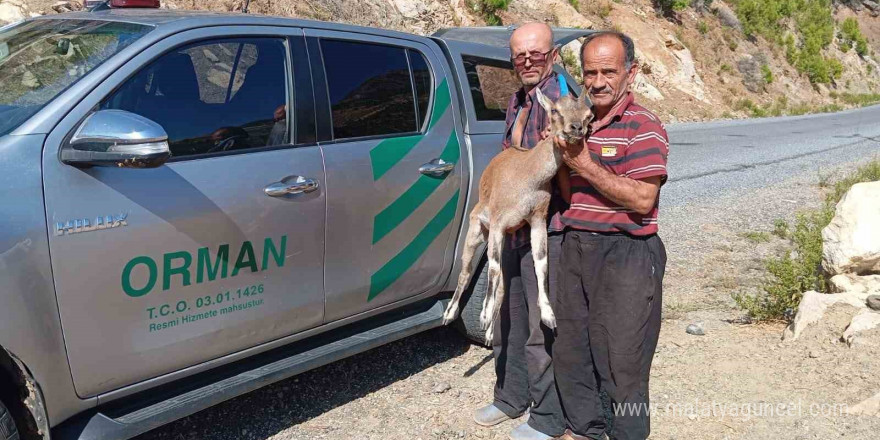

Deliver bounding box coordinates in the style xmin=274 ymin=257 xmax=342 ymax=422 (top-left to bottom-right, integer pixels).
xmin=372 ymin=132 xmax=460 ymax=244
xmin=369 ymin=135 xmax=422 ymax=181
xmin=369 ymin=191 xmax=460 ymax=301
xmin=369 ymin=78 xmax=451 ymax=181
xmin=428 ymin=79 xmax=450 ymax=130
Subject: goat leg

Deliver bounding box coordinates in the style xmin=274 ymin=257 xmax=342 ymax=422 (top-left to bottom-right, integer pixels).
xmin=529 ymin=211 xmax=557 ymax=329
xmin=442 ymin=209 xmax=487 ymax=325
xmin=483 ymin=226 xmax=505 ymax=344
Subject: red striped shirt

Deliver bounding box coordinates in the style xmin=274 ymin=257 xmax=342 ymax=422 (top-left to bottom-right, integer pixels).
xmin=562 ymin=93 xmax=668 ymax=235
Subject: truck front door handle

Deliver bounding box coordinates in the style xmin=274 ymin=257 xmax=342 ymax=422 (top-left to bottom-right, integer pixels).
xmin=419 ymin=159 xmax=455 ymax=177
xmin=264 ymin=176 xmax=319 ymax=197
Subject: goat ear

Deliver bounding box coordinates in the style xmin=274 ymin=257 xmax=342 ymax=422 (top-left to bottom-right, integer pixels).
xmin=579 ymin=92 xmax=592 ymax=109
xmin=535 ymin=88 xmax=553 ymax=114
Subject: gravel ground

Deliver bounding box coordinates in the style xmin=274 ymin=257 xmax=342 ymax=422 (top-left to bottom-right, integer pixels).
xmin=134 ymin=108 xmax=880 ymax=440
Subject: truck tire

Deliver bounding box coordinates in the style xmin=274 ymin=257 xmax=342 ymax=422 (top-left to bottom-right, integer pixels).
xmin=453 ymin=255 xmax=491 ymax=347
xmin=0 ymin=399 xmax=20 ymax=440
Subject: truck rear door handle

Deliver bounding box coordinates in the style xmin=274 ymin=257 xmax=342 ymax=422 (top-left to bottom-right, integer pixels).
xmin=264 ymin=176 xmax=319 ymax=197
xmin=419 ymin=159 xmax=454 ymax=177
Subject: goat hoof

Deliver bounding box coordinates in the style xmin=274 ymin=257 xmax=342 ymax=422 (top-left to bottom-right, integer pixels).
xmin=541 ymin=311 xmax=557 ymax=330
xmin=442 ymin=304 xmax=460 ymax=325
xmin=484 ymin=328 xmax=494 ymax=345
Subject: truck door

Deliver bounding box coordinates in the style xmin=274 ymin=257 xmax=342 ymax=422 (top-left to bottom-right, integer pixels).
xmin=303 ymin=30 xmax=466 ymax=322
xmin=41 ymin=29 xmax=327 ymax=397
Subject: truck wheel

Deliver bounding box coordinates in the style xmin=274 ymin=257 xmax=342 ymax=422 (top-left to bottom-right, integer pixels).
xmin=453 ymin=256 xmax=491 ymax=347
xmin=0 ymin=399 xmax=20 ymax=440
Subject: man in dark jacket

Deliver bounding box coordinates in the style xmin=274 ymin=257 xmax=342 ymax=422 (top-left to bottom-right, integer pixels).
xmin=472 ymin=22 xmax=567 ymax=440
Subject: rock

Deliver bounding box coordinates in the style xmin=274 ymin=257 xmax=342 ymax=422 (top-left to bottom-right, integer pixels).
xmin=782 ymin=291 xmax=866 ymax=340
xmin=633 ymin=74 xmax=664 ymax=101
xmin=506 ymin=0 xmax=593 ymax=29
xmin=713 ymin=2 xmax=742 ymax=31
xmin=847 ymin=391 xmax=880 ymax=417
xmin=842 ymin=309 xmax=880 ymax=346
xmin=869 ymin=295 xmax=880 ymax=311
xmin=822 ymin=182 xmax=880 ymax=276
xmin=686 ymin=323 xmax=705 ymax=336
xmin=432 ymin=382 xmax=451 ymax=394
xmin=0 ymin=0 xmax=28 ymax=24
xmin=737 ymin=54 xmax=769 ymax=94
xmin=664 ymin=35 xmax=685 ymax=51
xmin=844 ymin=0 xmax=864 ymax=11
xmin=808 ymin=349 xmax=820 ymax=359
xmin=829 ymin=273 xmax=880 ymax=296
xmin=51 ymin=1 xmax=81 ymax=13
xmin=668 ymin=43 xmax=708 ymax=103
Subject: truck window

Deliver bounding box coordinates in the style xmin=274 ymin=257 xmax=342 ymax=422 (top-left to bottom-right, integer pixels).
xmin=461 ymin=55 xmax=519 ymax=121
xmin=0 ymin=19 xmax=151 ymax=137
xmin=101 ymin=37 xmax=289 ymax=158
xmin=408 ymin=49 xmax=432 ymax=130
xmin=320 ymin=39 xmax=418 ymax=140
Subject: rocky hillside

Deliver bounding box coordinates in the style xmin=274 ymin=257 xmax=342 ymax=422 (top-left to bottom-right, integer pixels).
xmin=3 ymin=0 xmax=879 ymax=122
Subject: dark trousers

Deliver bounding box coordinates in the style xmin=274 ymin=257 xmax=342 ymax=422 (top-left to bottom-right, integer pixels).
xmin=492 ymin=234 xmax=565 ymax=437
xmin=553 ymin=231 xmax=666 ymax=440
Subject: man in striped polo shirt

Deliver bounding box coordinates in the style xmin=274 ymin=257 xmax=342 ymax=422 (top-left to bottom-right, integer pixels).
xmin=472 ymin=22 xmax=566 ymax=440
xmin=552 ymin=31 xmax=668 ymax=440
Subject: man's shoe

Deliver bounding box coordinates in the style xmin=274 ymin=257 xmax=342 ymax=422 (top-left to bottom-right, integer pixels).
xmin=473 ymin=403 xmax=515 ymax=427
xmin=508 ymin=422 xmax=553 ymax=440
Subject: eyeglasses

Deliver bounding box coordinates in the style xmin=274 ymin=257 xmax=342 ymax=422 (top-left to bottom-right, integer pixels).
xmin=511 ymin=49 xmax=555 ymax=69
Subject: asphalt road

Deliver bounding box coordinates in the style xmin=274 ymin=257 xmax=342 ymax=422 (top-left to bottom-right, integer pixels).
xmin=664 ymin=104 xmax=880 ymax=208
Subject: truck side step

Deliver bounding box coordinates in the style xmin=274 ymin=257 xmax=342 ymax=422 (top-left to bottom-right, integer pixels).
xmin=53 ymin=299 xmax=447 ymax=440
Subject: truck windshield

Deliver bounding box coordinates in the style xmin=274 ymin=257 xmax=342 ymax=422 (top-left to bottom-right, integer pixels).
xmin=0 ymin=19 xmax=152 ymax=136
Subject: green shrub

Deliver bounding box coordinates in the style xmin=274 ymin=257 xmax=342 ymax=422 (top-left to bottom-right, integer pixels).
xmin=733 ymin=0 xmax=797 ymax=42
xmin=734 ymin=160 xmax=880 ymax=322
xmin=658 ymin=0 xmax=690 ymax=12
xmin=471 ymin=0 xmax=511 ymax=25
xmin=698 ymin=21 xmax=709 ymax=35
xmin=560 ymin=49 xmax=583 ymax=83
xmin=741 ymin=231 xmax=772 ymax=243
xmin=840 ymin=17 xmax=869 ymax=57
xmin=835 ymin=92 xmax=880 ymax=106
xmin=787 ymin=103 xmax=812 ymax=115
xmin=732 ymin=0 xmax=841 ymax=84
xmin=734 ymin=98 xmax=756 ymax=112
xmin=761 ymin=64 xmax=774 ymax=84
xmin=772 ymin=219 xmax=790 ymax=239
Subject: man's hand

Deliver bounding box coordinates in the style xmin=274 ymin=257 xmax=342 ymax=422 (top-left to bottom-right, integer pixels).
xmin=554 ymin=136 xmax=591 ymax=171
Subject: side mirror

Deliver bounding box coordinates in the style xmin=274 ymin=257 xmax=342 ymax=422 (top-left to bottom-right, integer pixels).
xmin=61 ymin=110 xmax=171 ymax=168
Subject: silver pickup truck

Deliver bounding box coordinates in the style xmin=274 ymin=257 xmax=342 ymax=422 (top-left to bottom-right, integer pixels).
xmin=0 ymin=4 xmax=587 ymax=439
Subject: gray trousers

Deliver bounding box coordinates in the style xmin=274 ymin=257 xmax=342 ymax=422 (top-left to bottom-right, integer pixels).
xmin=492 ymin=234 xmax=565 ymax=437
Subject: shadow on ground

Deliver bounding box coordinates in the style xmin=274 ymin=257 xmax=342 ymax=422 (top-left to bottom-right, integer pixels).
xmin=134 ymin=326 xmax=472 ymax=440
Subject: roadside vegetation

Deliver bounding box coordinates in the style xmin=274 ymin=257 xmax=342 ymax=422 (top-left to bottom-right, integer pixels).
xmin=730 ymin=92 xmax=880 ymax=118
xmin=733 ymin=160 xmax=880 ymax=322
xmin=728 ymin=0 xmax=871 ymax=84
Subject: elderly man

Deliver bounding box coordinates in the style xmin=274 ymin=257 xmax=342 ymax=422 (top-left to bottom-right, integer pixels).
xmin=472 ymin=22 xmax=567 ymax=440
xmin=552 ymin=31 xmax=669 ymax=440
